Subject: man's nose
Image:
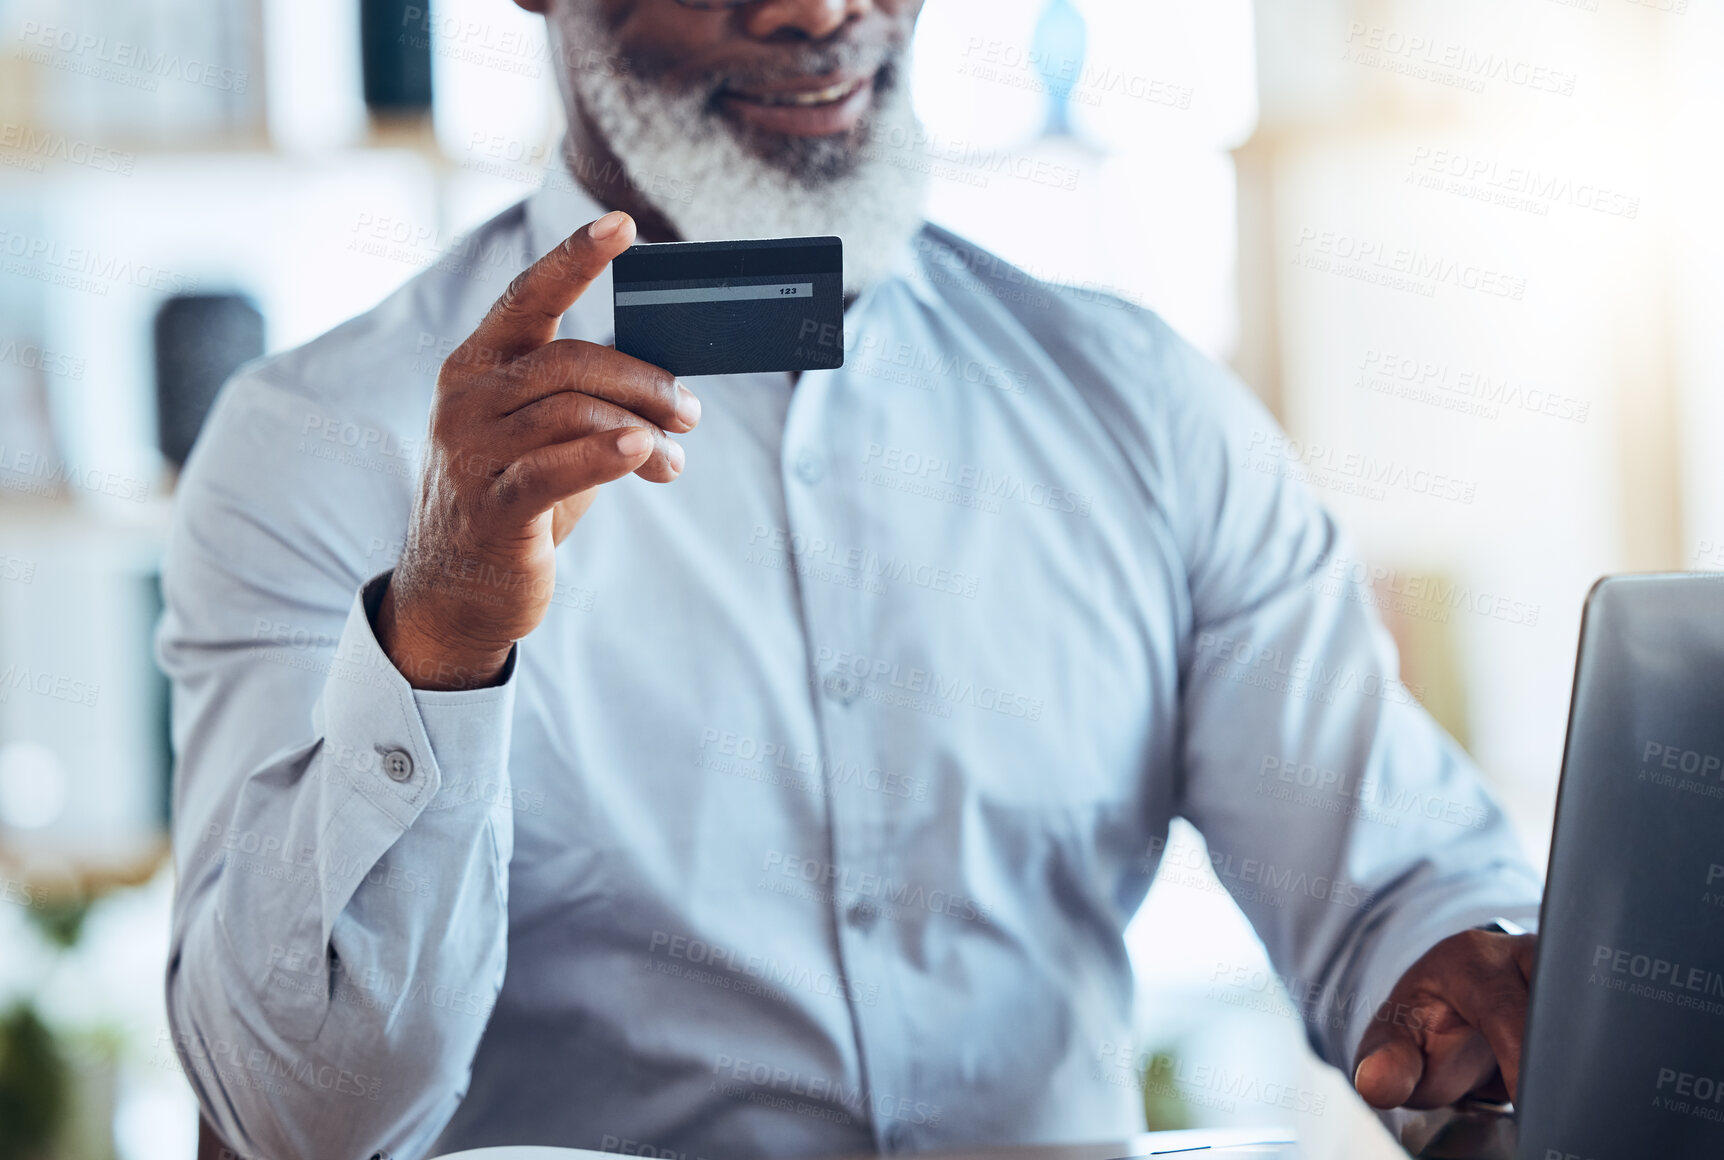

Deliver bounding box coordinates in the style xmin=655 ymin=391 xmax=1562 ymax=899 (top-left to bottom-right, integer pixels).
xmin=740 ymin=0 xmax=871 ymax=41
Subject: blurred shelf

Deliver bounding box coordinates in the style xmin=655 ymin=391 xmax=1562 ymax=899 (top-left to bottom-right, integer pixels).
xmin=0 ymin=494 xmax=174 ymax=555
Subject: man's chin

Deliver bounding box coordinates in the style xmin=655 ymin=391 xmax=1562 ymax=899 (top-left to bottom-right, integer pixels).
xmin=564 ymin=17 xmax=929 ymax=294
xmin=717 ymin=88 xmax=881 ymax=187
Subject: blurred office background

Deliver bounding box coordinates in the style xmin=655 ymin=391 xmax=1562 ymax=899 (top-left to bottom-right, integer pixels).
xmin=0 ymin=0 xmax=1719 ymax=1155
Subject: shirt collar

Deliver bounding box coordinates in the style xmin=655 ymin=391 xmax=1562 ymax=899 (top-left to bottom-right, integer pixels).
xmin=873 ymin=227 xmax=942 ymax=312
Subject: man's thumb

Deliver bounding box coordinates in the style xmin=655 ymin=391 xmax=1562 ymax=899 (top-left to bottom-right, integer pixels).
xmin=1354 ymin=1038 xmax=1424 ymax=1109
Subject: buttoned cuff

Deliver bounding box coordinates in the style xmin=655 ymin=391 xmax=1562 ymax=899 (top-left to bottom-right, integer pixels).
xmin=314 ymin=570 xmax=518 ymax=826
xmin=256 ymin=571 xmax=517 ymax=1040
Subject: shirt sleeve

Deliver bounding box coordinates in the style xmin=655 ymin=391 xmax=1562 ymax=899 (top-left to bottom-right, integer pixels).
xmin=158 ymin=370 xmax=517 ymax=1160
xmin=1149 ymin=320 xmax=1544 ymax=1072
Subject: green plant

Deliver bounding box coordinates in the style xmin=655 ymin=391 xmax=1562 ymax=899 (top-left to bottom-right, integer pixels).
xmin=0 ymin=1001 xmax=70 ymax=1160
xmin=1141 ymin=1047 xmax=1195 ymax=1132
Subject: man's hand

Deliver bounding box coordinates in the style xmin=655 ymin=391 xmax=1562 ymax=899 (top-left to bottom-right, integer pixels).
xmin=377 ymin=210 xmax=701 ymax=690
xmin=1353 ymin=929 xmax=1538 ymax=1110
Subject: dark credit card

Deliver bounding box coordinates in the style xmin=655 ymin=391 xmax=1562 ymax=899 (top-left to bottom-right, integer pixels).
xmin=612 ymin=236 xmax=844 ymax=377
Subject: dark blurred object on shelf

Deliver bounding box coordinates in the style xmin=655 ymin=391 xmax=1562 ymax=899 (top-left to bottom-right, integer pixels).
xmin=153 ymin=294 xmax=264 ymax=470
xmin=361 ymin=0 xmax=435 ymax=114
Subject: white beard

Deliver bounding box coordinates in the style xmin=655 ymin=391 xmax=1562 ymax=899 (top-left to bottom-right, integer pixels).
xmin=556 ymin=7 xmax=931 ymax=297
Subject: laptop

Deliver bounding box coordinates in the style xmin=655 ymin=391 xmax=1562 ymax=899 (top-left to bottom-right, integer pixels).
xmin=1511 ymin=574 xmax=1724 ymax=1158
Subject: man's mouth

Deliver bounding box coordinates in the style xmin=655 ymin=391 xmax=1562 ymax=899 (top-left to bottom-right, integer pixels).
xmin=719 ymin=72 xmax=876 ymax=136
xmin=734 ymin=76 xmax=869 ymax=106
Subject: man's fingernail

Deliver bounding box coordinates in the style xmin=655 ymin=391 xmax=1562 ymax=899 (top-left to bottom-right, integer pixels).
xmin=616 ymin=428 xmax=653 ymax=458
xmin=675 ymin=381 xmax=702 ymax=427
xmin=665 ymin=439 xmax=686 ymax=473
xmin=589 ymin=211 xmax=629 ymax=240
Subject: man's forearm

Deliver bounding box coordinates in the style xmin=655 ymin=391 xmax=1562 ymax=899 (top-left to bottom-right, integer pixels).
xmin=167 ymin=573 xmax=517 ymax=1159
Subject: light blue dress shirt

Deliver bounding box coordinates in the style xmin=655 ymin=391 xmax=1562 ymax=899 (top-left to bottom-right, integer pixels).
xmin=158 ymin=171 xmax=1542 ymax=1160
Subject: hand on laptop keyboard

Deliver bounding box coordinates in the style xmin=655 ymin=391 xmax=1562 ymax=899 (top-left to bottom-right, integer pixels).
xmin=1352 ymin=928 xmax=1540 ymax=1110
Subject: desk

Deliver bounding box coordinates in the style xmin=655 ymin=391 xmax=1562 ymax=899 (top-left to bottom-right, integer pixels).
xmin=433 ymin=1132 xmax=1299 ymax=1160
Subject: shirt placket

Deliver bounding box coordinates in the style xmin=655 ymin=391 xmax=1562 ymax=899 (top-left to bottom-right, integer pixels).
xmin=777 ymin=358 xmax=916 ymax=1153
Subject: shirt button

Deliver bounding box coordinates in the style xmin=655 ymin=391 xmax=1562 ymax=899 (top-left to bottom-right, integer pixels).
xmin=381 ymin=749 xmax=414 ymax=782
xmin=822 ymin=670 xmax=861 ymax=706
xmin=794 ymin=453 xmax=825 ymax=484
xmin=846 ymin=901 xmax=878 ymax=931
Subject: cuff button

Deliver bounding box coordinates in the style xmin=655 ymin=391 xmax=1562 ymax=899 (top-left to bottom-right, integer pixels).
xmin=381 ymin=748 xmax=414 ymax=782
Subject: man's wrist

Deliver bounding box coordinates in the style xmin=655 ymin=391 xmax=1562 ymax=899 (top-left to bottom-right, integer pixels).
xmin=374 ymin=576 xmax=514 ymax=691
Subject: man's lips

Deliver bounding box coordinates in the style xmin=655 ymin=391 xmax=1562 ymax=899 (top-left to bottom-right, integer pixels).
xmin=718 ymin=73 xmax=876 ymax=136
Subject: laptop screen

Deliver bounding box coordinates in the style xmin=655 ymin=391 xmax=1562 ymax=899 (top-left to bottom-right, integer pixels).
xmin=1517 ymin=574 xmax=1724 ymax=1158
